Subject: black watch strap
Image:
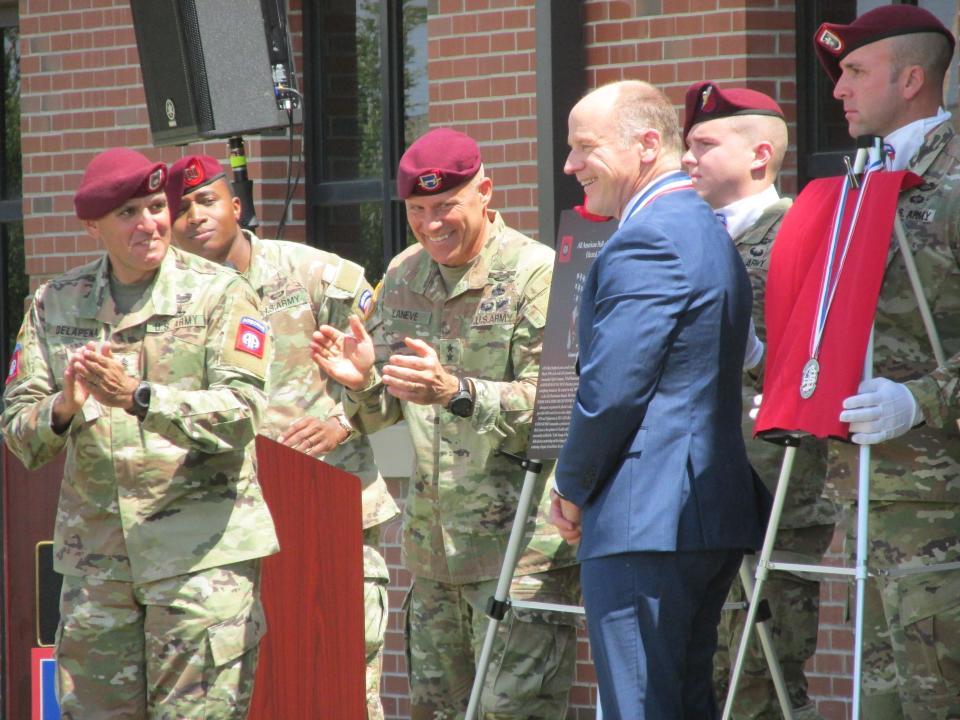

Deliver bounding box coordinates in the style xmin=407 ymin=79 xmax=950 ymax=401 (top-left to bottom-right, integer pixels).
xmin=446 ymin=376 xmax=475 ymax=418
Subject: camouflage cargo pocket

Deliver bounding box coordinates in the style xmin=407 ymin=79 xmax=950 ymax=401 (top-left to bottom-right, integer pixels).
xmin=897 ymin=570 xmax=960 ymax=692
xmin=206 ymin=598 xmax=267 ymax=667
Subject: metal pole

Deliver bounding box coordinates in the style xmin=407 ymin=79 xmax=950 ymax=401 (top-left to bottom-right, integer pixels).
xmin=735 ymin=557 xmax=795 ymax=719
xmin=466 ymin=461 xmax=543 ymax=720
xmin=848 ymin=137 xmax=882 ymax=719
xmin=723 ymin=443 xmax=798 ymax=720
xmin=228 ymin=136 xmax=259 ymax=231
xmin=891 ymin=216 xmax=946 ymax=367
xmin=851 ymin=327 xmax=874 ymax=720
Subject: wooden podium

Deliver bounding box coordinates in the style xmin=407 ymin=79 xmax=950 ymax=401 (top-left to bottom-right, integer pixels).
xmin=2 ymin=436 xmax=366 ymax=719
xmin=249 ymin=435 xmax=366 ymax=719
xmin=2 ymin=446 xmax=63 ymax=720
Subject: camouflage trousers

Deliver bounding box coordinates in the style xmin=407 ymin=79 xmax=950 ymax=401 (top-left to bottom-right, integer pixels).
xmin=55 ymin=560 xmax=263 ymax=720
xmin=714 ymin=524 xmax=834 ymax=720
xmin=364 ymin=538 xmax=391 ymax=720
xmin=404 ymin=565 xmax=581 ymax=720
xmin=853 ymin=502 xmax=960 ymax=720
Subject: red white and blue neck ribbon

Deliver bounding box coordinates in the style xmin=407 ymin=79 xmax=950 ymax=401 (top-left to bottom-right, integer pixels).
xmin=622 ymin=172 xmax=694 ymax=226
xmin=801 ymin=154 xmax=885 ymax=399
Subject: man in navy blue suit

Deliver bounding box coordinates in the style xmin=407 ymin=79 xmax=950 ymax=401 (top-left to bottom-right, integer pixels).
xmin=551 ymin=80 xmax=766 ymax=720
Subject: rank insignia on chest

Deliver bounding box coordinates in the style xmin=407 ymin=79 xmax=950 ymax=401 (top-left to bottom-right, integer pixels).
xmin=235 ymin=316 xmax=267 ymax=358
xmin=5 ymin=342 xmax=21 ymax=385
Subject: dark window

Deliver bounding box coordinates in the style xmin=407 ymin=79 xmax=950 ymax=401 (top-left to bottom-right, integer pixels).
xmin=0 ymin=9 xmax=22 ymax=376
xmin=796 ymin=0 xmax=867 ymax=184
xmin=303 ymin=0 xmax=427 ymax=285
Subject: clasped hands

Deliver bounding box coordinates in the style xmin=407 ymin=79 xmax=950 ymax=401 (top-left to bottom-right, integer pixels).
xmin=53 ymin=342 xmax=137 ymax=429
xmin=310 ymin=315 xmax=461 ymax=407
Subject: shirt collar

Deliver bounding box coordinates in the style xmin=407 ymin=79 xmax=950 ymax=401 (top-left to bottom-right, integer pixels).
xmin=716 ymin=185 xmax=780 ymax=240
xmin=884 ymin=107 xmax=952 ymax=171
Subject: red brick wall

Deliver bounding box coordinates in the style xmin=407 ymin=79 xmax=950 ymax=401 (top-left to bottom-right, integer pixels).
xmin=583 ymin=0 xmax=798 ymax=194
xmin=426 ymin=0 xmax=539 ymax=238
xmin=19 ymin=0 xmax=304 ymax=291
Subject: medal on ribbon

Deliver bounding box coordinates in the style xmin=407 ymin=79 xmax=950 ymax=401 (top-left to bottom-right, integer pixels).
xmin=800 ymin=157 xmax=883 ymax=399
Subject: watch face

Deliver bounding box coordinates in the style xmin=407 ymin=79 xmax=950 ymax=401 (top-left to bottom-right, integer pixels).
xmin=449 ymin=394 xmax=474 ymax=418
xmin=134 ymin=382 xmax=151 ymax=409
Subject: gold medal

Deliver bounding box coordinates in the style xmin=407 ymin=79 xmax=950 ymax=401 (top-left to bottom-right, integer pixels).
xmin=800 ymin=357 xmax=820 ymax=399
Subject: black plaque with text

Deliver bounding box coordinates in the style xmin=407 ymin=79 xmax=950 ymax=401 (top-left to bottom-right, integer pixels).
xmin=528 ymin=210 xmax=616 ymax=459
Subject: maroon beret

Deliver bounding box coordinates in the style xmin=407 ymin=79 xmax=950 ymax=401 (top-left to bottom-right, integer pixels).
xmin=815 ymin=5 xmax=955 ymax=83
xmin=166 ymin=155 xmax=228 ymax=219
xmin=74 ymin=148 xmax=167 ymax=220
xmin=397 ymin=128 xmax=482 ymax=199
xmin=683 ymin=82 xmax=785 ymax=141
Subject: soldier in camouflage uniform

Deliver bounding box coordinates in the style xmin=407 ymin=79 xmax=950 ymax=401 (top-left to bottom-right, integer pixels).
xmin=312 ymin=128 xmax=580 ymax=719
xmin=813 ymin=7 xmax=960 ymax=718
xmin=682 ymin=82 xmax=835 ymax=720
xmin=1 ymin=148 xmax=278 ymax=718
xmin=166 ymin=154 xmax=400 ymax=720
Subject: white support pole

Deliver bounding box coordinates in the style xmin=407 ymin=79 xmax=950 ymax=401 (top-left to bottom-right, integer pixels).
xmin=849 ymin=137 xmax=882 ymax=719
xmin=736 ymin=558 xmax=795 ymax=720
xmin=851 ymin=327 xmax=874 ymax=720
xmin=892 ymin=216 xmax=947 ymax=368
xmin=723 ymin=444 xmax=798 ymax=720
xmin=466 ymin=465 xmax=541 ymax=720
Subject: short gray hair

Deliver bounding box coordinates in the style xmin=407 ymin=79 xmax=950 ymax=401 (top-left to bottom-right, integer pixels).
xmin=609 ymin=81 xmax=684 ymax=157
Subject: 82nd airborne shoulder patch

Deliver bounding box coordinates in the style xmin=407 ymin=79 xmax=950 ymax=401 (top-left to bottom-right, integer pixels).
xmin=235 ymin=316 xmax=267 ymax=359
xmin=5 ymin=342 xmax=21 ymax=385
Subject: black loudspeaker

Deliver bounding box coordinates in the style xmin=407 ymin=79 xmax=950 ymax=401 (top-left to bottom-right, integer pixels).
xmin=129 ymin=0 xmax=300 ymax=147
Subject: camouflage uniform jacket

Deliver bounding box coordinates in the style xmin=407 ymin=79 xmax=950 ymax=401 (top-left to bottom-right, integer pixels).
xmin=826 ymin=120 xmax=960 ymax=503
xmin=345 ymin=212 xmax=579 ymax=584
xmin=244 ymin=232 xmax=399 ymax=544
xmin=1 ymin=246 xmax=279 ymax=584
xmin=737 ymin=197 xmax=835 ymax=529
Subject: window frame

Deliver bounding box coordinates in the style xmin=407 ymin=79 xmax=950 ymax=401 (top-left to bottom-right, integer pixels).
xmin=302 ymin=0 xmax=410 ymax=276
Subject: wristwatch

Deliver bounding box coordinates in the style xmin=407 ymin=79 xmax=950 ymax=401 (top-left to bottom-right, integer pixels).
xmin=446 ymin=376 xmax=475 ymax=418
xmin=129 ymin=380 xmax=151 ymax=420
xmin=331 ymin=413 xmax=357 ymax=444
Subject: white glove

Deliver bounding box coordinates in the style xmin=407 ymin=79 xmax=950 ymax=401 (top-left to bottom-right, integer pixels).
xmin=838 ymin=377 xmax=922 ymax=445
xmin=744 ymin=319 xmax=764 ymax=371
xmin=749 ymin=393 xmax=762 ymax=421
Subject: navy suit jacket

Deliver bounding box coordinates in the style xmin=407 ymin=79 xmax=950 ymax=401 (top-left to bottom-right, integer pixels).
xmin=555 ymin=184 xmax=765 ymax=560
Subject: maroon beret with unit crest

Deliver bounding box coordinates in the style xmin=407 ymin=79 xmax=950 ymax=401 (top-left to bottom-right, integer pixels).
xmin=683 ymin=81 xmax=785 ymax=142
xmin=165 ymin=155 xmax=229 ymax=219
xmin=396 ymin=128 xmax=482 ymax=199
xmin=815 ymin=5 xmax=955 ymax=83
xmin=74 ymin=148 xmax=167 ymax=220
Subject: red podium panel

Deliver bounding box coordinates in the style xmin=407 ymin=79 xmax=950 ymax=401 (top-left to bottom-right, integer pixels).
xmin=2 ymin=446 xmax=63 ymax=720
xmin=249 ymin=436 xmax=366 ymax=719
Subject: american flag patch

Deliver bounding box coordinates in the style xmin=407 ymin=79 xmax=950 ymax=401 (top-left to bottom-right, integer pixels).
xmin=358 ymin=289 xmax=373 ymax=316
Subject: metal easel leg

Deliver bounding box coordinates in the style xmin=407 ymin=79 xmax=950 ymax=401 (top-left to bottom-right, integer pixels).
xmin=735 ymin=557 xmax=795 ymax=719
xmin=723 ymin=442 xmax=798 ymax=720
xmin=851 ymin=327 xmax=874 ymax=720
xmin=465 ymin=461 xmax=542 ymax=720
xmin=892 ymin=217 xmax=946 ymax=367
xmin=465 ymin=452 xmax=588 ymax=720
